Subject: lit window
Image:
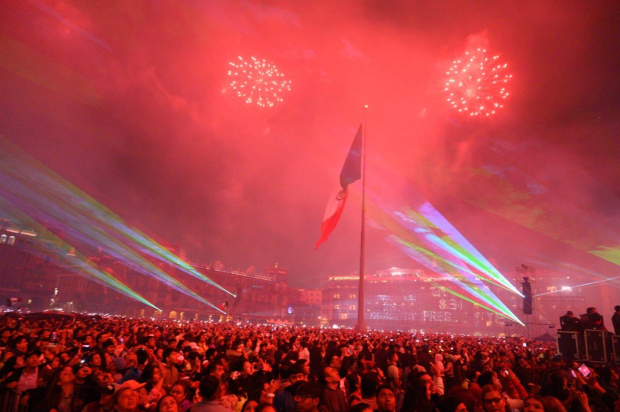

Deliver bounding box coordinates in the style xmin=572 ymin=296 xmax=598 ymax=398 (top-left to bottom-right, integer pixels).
xmin=333 ymin=294 xmax=340 ymax=299
xmin=7 ymin=236 xmax=15 ymax=246
xmin=0 ymin=234 xmax=6 ymax=244
xmin=349 ymin=305 xmax=356 ymax=310
xmin=341 ymin=313 xmax=347 ymax=320
xmin=350 ymin=294 xmax=356 ymax=299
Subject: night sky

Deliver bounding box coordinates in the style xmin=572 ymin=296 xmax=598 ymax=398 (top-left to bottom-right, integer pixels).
xmin=1 ymin=1 xmax=620 ymax=295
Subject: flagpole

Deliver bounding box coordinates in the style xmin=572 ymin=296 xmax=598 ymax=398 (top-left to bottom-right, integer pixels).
xmin=356 ymin=105 xmax=368 ymax=332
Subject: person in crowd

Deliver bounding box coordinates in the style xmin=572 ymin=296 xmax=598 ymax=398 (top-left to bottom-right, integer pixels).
xmin=160 ymin=349 xmax=180 ymax=391
xmin=0 ymin=310 xmax=616 ymax=412
xmin=43 ymin=365 xmax=90 ymax=412
xmin=320 ymin=365 xmax=348 ymax=412
xmin=3 ymin=350 xmax=41 ymax=395
xmin=375 ymin=385 xmax=397 ymax=412
xmin=589 ymin=313 xmax=606 ymax=331
xmin=560 ymin=312 xmax=582 ymax=332
xmin=523 ymin=396 xmax=546 ymax=412
xmin=10 ymin=335 xmax=30 ymax=357
xmin=436 ymin=394 xmax=468 ymax=412
xmin=445 ymin=386 xmax=477 ymax=412
xmin=156 ymin=395 xmax=180 ymax=412
xmin=480 ymin=385 xmax=508 ymax=412
xmin=190 ymin=376 xmax=229 ymax=412
xmin=386 ymin=352 xmax=402 ymax=400
xmin=360 ymin=371 xmax=380 ymax=410
xmin=293 ymin=381 xmax=322 ymax=412
xmin=431 ymin=353 xmax=445 ymax=397
xmin=0 ymin=353 xmax=24 ymax=380
xmin=141 ymin=363 xmax=166 ymax=404
xmin=241 ymin=399 xmax=259 ymax=412
xmin=114 ymin=387 xmax=141 ymax=412
xmin=83 ymin=384 xmax=118 ymax=412
xmin=273 ymin=365 xmax=305 ymax=412
xmin=120 ymin=349 xmax=148 ymax=384
xmin=170 ymin=381 xmax=193 ymax=412
xmin=443 ymin=354 xmax=457 ymax=393
xmin=205 ymin=360 xmax=225 ymax=382
xmin=298 ymin=341 xmax=310 ymax=363
xmin=346 ymin=373 xmax=363 ymax=407
xmin=402 ymin=380 xmax=435 ymax=412
xmin=612 ymin=306 xmax=620 ymax=336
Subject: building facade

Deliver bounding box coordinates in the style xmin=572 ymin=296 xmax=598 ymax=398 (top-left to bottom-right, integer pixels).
xmin=3 ymin=219 xmax=597 ymax=334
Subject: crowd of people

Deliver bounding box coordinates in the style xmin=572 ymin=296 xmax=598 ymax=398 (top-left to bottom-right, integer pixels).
xmin=0 ymin=312 xmax=618 ymax=412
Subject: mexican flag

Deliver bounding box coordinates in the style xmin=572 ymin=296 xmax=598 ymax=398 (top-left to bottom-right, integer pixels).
xmin=316 ymin=124 xmax=363 ymax=249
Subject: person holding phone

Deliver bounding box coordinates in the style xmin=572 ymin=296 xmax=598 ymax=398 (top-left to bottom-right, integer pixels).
xmin=541 ymin=371 xmax=590 ymax=412
xmin=575 ymin=365 xmax=618 ymax=412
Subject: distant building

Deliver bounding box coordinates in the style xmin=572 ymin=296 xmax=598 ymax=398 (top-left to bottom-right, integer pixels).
xmin=322 ymin=275 xmax=359 ymax=325
xmin=320 ymin=267 xmax=522 ymax=333
xmin=300 ymin=289 xmax=322 ymax=305
xmin=0 ymin=221 xmax=60 ymax=311
xmin=0 ymin=219 xmax=299 ymax=320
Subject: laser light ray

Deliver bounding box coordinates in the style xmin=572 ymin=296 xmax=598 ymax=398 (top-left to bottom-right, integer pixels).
xmin=340 ymin=153 xmax=523 ymax=324
xmin=361 ymin=189 xmax=522 ymax=323
xmin=388 ymin=234 xmax=522 ymax=324
xmin=0 ymin=196 xmax=159 ymax=310
xmin=0 ymin=173 xmax=226 ymax=314
xmin=416 ymin=202 xmax=522 ymax=295
xmin=388 ymin=234 xmax=521 ymax=323
xmin=0 ymin=138 xmax=234 ymax=298
xmin=533 ymin=276 xmax=620 ymax=297
xmin=360 ymin=156 xmax=520 ymax=293
xmin=398 ymin=206 xmax=522 ymax=295
xmin=0 ymin=139 xmax=231 ymax=313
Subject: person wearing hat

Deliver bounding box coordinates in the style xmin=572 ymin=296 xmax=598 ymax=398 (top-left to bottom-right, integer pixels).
xmin=3 ymin=350 xmax=41 ymax=394
xmin=121 ymin=380 xmax=148 ymax=391
xmin=293 ymin=381 xmax=323 ymax=412
xmin=113 ymin=387 xmax=141 ymax=412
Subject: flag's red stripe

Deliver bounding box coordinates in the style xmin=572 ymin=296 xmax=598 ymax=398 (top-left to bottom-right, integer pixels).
xmin=315 ymin=191 xmax=348 ymax=249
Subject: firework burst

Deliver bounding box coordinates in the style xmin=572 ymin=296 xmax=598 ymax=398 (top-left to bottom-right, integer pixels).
xmin=444 ymin=48 xmax=512 ymax=118
xmin=227 ymin=56 xmax=291 ymax=108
